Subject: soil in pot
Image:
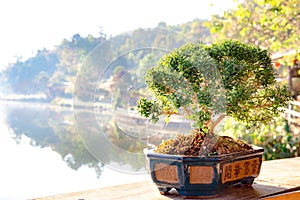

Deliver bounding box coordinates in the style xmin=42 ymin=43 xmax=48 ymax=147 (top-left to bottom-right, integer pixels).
xmin=154 ymin=128 xmax=253 ymax=156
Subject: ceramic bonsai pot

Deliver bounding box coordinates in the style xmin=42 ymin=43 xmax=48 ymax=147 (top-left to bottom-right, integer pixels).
xmin=145 ymin=146 xmax=264 ymax=198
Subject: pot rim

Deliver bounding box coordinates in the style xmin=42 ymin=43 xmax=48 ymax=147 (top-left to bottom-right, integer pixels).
xmin=144 ymin=145 xmax=264 ymax=161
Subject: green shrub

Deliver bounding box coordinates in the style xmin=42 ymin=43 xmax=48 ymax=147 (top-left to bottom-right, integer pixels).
xmin=219 ymin=116 xmax=300 ymax=160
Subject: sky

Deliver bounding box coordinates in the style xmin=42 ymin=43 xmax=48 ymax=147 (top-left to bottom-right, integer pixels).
xmin=0 ymin=0 xmax=237 ymax=70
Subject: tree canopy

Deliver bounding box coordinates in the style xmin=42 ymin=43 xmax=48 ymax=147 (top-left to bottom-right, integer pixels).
xmin=206 ymin=0 xmax=300 ymax=53
xmin=137 ymin=41 xmax=291 ymax=134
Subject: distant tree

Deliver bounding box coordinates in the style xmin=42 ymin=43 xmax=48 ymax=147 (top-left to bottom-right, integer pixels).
xmin=206 ymin=0 xmax=300 ymax=53
xmin=1 ymin=50 xmax=58 ymax=94
xmin=33 ymin=71 xmax=50 ymax=92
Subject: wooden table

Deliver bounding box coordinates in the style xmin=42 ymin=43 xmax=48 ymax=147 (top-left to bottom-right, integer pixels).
xmin=31 ymin=157 xmax=300 ymax=200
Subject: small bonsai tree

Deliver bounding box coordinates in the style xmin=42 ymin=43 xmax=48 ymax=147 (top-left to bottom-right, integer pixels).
xmin=137 ymin=40 xmax=291 ymax=156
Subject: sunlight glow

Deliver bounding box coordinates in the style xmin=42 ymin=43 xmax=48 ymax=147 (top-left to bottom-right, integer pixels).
xmin=0 ymin=0 xmax=236 ymax=70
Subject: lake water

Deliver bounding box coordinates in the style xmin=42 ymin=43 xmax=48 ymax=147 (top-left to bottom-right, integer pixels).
xmin=0 ymin=101 xmax=153 ymax=200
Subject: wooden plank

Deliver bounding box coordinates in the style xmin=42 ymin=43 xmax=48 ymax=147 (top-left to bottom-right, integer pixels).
xmin=261 ymin=191 xmax=300 ymax=200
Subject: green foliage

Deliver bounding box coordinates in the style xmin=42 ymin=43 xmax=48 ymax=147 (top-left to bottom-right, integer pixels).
xmin=137 ymin=40 xmax=291 ymax=134
xmin=220 ymin=116 xmax=300 ymax=160
xmin=206 ymin=0 xmax=300 ymax=52
xmin=206 ymin=41 xmax=291 ymax=126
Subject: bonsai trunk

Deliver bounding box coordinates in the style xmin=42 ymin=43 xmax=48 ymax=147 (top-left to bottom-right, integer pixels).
xmin=209 ymin=113 xmax=226 ymax=134
xmin=154 ymin=112 xmax=253 ymax=156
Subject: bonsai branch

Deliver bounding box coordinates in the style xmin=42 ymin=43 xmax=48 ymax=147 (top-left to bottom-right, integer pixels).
xmin=162 ymin=111 xmax=183 ymax=116
xmin=209 ymin=113 xmax=226 ymax=134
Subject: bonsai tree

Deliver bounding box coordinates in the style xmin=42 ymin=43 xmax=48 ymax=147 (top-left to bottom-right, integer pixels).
xmin=137 ymin=40 xmax=291 ymax=156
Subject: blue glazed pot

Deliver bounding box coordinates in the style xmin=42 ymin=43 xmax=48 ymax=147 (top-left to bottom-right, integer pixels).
xmin=145 ymin=146 xmax=264 ymax=197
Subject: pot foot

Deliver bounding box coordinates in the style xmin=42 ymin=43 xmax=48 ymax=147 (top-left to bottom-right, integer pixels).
xmin=241 ymin=178 xmax=255 ymax=186
xmin=158 ymin=187 xmax=171 ymax=195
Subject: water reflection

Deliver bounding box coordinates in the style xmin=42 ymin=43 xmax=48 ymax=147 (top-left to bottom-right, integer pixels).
xmin=4 ymin=102 xmax=105 ymax=178
xmin=1 ymin=101 xmax=153 ymax=200
xmin=74 ymin=109 xmax=148 ymax=173
xmin=4 ymin=101 xmax=160 ymax=176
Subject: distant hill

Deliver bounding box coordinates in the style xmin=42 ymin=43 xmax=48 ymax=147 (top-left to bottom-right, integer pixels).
xmin=0 ymin=19 xmax=211 ymax=104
